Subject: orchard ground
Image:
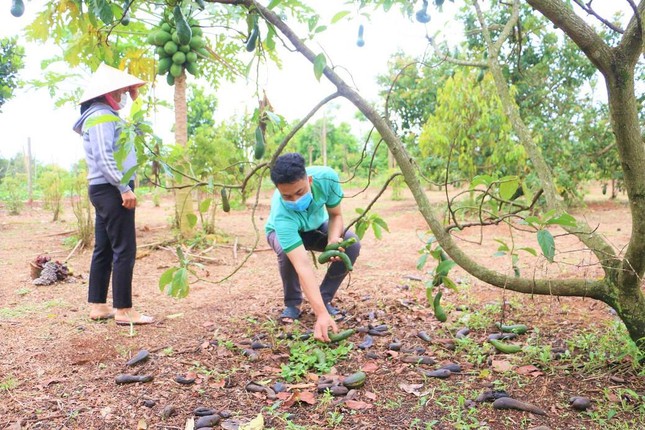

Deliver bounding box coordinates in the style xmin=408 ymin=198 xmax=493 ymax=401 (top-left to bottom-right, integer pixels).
xmin=0 ymin=183 xmax=643 ymax=430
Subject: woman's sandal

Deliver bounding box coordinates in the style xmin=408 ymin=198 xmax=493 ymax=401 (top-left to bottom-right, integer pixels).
xmin=279 ymin=306 xmax=301 ymax=324
xmin=115 ymin=314 xmax=155 ymax=326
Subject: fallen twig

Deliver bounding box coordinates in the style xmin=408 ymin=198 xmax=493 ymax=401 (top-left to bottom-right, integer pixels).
xmin=64 ymin=240 xmax=83 ymax=263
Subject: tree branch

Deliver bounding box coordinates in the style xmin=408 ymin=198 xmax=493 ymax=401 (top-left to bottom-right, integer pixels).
xmin=618 ymin=0 xmax=645 ymax=63
xmin=526 ymin=0 xmax=613 ymax=73
xmin=571 ymin=0 xmax=624 ymax=33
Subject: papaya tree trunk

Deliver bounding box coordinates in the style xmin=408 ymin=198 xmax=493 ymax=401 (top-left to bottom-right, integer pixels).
xmin=173 ymin=72 xmax=195 ymax=238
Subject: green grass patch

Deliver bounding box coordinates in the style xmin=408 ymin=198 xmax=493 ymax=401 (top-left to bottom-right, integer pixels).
xmin=0 ymin=299 xmax=67 ymax=319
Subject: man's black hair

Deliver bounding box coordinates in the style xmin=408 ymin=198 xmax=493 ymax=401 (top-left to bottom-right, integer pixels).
xmin=270 ymin=153 xmax=307 ymax=185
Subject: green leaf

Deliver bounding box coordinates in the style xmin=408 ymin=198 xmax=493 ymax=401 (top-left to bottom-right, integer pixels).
xmin=493 ymin=251 xmax=506 ymax=257
xmin=372 ymin=222 xmax=383 ymax=239
xmin=499 ymin=177 xmax=519 ymax=200
xmin=331 ymin=11 xmax=350 ymax=23
xmin=313 ymin=53 xmax=326 ymax=81
xmin=267 ymin=0 xmax=282 ymax=9
xmin=372 ymin=217 xmax=390 ymax=232
xmin=537 ymin=229 xmax=555 ymax=263
xmin=314 ymin=25 xmax=327 ymax=34
xmin=186 ymin=213 xmax=198 ymax=228
xmin=494 ymin=239 xmax=509 ymax=252
xmin=518 ymin=247 xmax=537 ymax=256
xmin=545 ymin=213 xmax=577 ymax=227
xmin=265 ymin=110 xmax=282 ymax=126
xmin=382 ymin=0 xmax=394 ymax=11
xmin=171 ymin=267 xmax=190 ymax=298
xmin=265 ymin=24 xmax=276 ymax=50
xmin=471 ymin=175 xmax=493 ymax=188
xmin=93 ymin=0 xmax=114 ymax=24
xmin=523 ymin=216 xmax=541 ymax=226
xmin=159 ymin=267 xmax=178 ymax=291
xmin=435 ymin=259 xmax=456 ymax=276
xmin=356 ymin=221 xmax=368 ymax=239
xmin=425 ymin=286 xmax=434 ymax=304
xmin=442 ymin=276 xmax=458 ymax=291
xmin=120 ymin=164 xmax=139 ymax=185
xmin=416 ymin=253 xmax=428 ymax=270
xmin=83 ymin=113 xmax=119 ymax=132
xmin=199 ymin=198 xmax=212 ymax=213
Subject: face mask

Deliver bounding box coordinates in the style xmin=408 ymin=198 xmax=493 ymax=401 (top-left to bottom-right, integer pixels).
xmin=283 ymin=192 xmax=313 ymax=212
xmin=117 ymin=92 xmax=128 ymax=109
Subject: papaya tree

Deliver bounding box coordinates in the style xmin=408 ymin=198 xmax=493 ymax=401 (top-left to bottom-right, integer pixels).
xmin=25 ymin=0 xmax=246 ymax=238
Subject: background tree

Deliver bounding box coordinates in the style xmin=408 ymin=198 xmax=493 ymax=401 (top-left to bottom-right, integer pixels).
xmin=0 ymin=36 xmax=25 ymax=112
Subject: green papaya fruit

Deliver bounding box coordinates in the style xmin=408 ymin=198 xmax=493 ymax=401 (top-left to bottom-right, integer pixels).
xmin=185 ymin=61 xmax=199 ymax=76
xmin=157 ymin=57 xmax=173 ymax=75
xmin=173 ymin=6 xmax=192 ymax=45
xmin=169 ymin=63 xmax=183 ymax=78
xmin=163 ymin=40 xmax=178 ymax=55
xmin=153 ymin=30 xmax=173 ymax=46
xmin=172 ymin=51 xmax=186 ymax=65
xmin=189 ymin=36 xmax=205 ymax=50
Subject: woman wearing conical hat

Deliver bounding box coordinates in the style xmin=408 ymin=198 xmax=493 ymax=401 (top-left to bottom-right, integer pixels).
xmin=72 ymin=63 xmax=154 ymax=325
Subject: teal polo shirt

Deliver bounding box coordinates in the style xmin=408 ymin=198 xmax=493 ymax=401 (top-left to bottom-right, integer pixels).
xmin=265 ymin=166 xmax=343 ymax=253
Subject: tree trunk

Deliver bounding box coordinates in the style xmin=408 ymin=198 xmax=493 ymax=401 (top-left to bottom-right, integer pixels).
xmin=173 ymin=72 xmax=195 ymax=238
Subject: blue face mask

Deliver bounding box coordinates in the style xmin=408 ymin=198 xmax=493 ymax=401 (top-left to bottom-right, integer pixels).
xmin=283 ymin=192 xmax=313 ymax=212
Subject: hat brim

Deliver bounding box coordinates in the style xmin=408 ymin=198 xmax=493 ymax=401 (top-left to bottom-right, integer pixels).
xmin=79 ymin=63 xmax=147 ymax=104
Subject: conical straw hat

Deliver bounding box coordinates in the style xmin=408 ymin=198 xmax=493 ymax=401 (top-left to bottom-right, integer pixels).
xmin=79 ymin=63 xmax=146 ymax=104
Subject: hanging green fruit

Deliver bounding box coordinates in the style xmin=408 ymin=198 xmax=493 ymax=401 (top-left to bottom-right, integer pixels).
xmin=254 ymin=126 xmax=265 ymax=159
xmin=173 ymin=6 xmax=192 ymax=45
xmin=10 ymin=0 xmax=25 ymax=17
xmin=147 ymin=9 xmax=210 ymax=86
xmin=356 ymin=24 xmax=365 ymax=47
xmin=416 ymin=0 xmax=431 ymax=23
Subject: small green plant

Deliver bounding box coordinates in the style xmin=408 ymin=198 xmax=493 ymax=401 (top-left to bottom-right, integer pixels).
xmin=0 ymin=376 xmax=18 ymax=391
xmin=62 ymin=235 xmax=80 ymax=248
xmin=69 ymin=168 xmax=93 ymax=248
xmin=326 ymin=411 xmax=344 ymax=427
xmin=416 ymin=234 xmax=458 ymax=321
xmin=0 ymin=175 xmax=25 ymax=215
xmin=280 ymin=337 xmax=352 ymax=382
xmin=37 ymin=168 xmax=67 ymax=221
xmin=15 ymin=288 xmax=30 ymax=296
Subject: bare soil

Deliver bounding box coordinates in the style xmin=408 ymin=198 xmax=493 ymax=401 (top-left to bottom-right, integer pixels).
xmin=0 ymin=184 xmax=643 ymax=430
